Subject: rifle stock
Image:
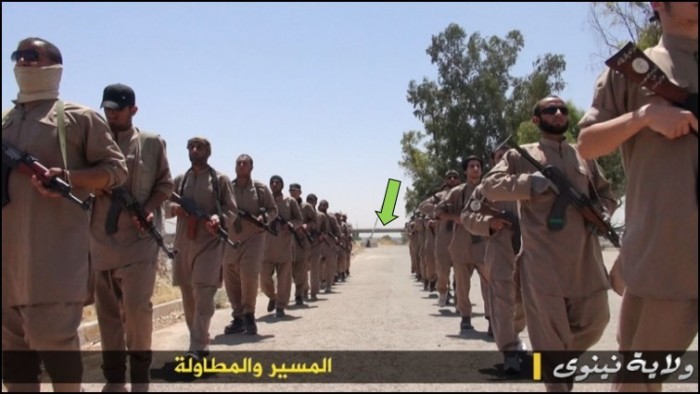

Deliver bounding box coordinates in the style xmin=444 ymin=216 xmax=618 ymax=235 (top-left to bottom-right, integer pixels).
xmin=169 ymin=192 xmax=238 ymax=249
xmin=504 ymin=138 xmax=620 ymax=248
xmin=2 ymin=139 xmax=93 ymax=210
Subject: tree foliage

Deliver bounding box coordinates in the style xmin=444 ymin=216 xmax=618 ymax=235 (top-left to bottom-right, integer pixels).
xmin=585 ymin=2 xmax=661 ymax=197
xmin=400 ymin=24 xmax=567 ymax=213
xmin=588 ymin=2 xmax=661 ymax=56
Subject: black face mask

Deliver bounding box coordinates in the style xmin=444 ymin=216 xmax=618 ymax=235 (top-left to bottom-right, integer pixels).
xmin=538 ymin=118 xmax=569 ymax=135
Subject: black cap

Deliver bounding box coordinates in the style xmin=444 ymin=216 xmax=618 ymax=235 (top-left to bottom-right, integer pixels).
xmin=101 ymin=83 xmax=135 ymax=110
xmin=289 ymin=183 xmax=301 ymax=191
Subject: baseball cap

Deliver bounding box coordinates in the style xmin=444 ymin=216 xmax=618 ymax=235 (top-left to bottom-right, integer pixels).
xmin=101 ymin=83 xmax=135 ymax=110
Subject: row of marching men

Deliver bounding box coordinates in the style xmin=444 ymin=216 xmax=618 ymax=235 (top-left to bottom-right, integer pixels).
xmin=406 ymin=149 xmax=527 ymax=375
xmin=167 ymin=138 xmax=355 ymax=362
xmin=3 ymin=74 xmax=355 ymax=392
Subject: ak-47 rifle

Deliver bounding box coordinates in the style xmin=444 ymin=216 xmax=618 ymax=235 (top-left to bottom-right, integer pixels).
xmin=168 ymin=192 xmax=238 ymax=249
xmin=605 ymin=42 xmax=698 ymax=204
xmin=2 ymin=139 xmax=93 ymax=210
xmin=109 ymin=187 xmax=176 ymax=258
xmin=501 ymin=137 xmax=621 ymax=248
xmin=466 ymin=195 xmax=522 ymax=254
xmin=237 ymin=209 xmax=278 ymax=236
xmin=275 ymin=215 xmax=314 ymax=244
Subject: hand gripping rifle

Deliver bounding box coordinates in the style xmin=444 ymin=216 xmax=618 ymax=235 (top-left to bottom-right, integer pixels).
xmin=501 ymin=137 xmax=620 ymax=248
xmin=237 ymin=209 xmax=278 ymax=236
xmin=606 ymin=42 xmax=698 ymax=204
xmin=275 ymin=214 xmax=314 ymax=244
xmin=109 ymin=187 xmax=176 ymax=258
xmin=2 ymin=139 xmax=93 ymax=210
xmin=606 ymin=42 xmax=698 ymax=125
xmin=168 ymin=191 xmax=238 ymax=249
xmin=466 ymin=195 xmax=522 ymax=254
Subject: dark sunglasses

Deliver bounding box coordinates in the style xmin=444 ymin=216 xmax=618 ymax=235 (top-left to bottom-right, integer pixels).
xmin=11 ymin=49 xmax=40 ymax=63
xmin=540 ymin=106 xmax=569 ymax=116
xmin=446 ymin=175 xmax=459 ymax=180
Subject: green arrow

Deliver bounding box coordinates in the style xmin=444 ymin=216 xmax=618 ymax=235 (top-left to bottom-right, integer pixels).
xmin=375 ymin=178 xmax=401 ymax=226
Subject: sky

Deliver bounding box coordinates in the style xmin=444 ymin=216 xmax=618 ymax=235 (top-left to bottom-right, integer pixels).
xmin=2 ymin=2 xmax=611 ymax=230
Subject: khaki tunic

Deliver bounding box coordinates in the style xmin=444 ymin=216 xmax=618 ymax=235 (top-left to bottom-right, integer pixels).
xmin=480 ymin=138 xmax=615 ymax=298
xmin=166 ymin=168 xmax=237 ymax=287
xmin=228 ymin=179 xmax=278 ymax=242
xmin=462 ymin=189 xmax=519 ymax=282
xmin=91 ymin=128 xmax=174 ymax=271
xmin=225 ymin=179 xmax=277 ymax=316
xmin=443 ymin=182 xmax=488 ymax=317
xmin=264 ymin=195 xmax=302 ymax=263
xmin=579 ymin=35 xmax=698 ymax=300
xmin=462 ymin=186 xmax=525 ymax=351
xmin=2 ymin=100 xmax=127 ymax=306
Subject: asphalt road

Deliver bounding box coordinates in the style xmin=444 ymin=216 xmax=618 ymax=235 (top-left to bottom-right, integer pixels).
xmin=72 ymin=244 xmax=697 ymax=392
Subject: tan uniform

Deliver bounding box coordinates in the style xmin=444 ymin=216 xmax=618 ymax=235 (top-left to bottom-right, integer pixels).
xmin=335 ymin=218 xmax=349 ymax=277
xmin=414 ymin=216 xmax=426 ymax=281
xmin=441 ymin=182 xmax=489 ymax=318
xmin=431 ymin=189 xmax=456 ymax=296
xmin=91 ymin=128 xmax=173 ymax=385
xmin=293 ymin=200 xmax=316 ymax=299
xmin=166 ymin=167 xmax=236 ymax=352
xmin=261 ymin=194 xmax=302 ymax=310
xmin=315 ymin=211 xmax=334 ymax=293
xmin=225 ymin=179 xmax=277 ymax=317
xmin=481 ymin=138 xmax=615 ymax=390
xmin=325 ymin=213 xmax=342 ymax=288
xmin=579 ymin=35 xmax=698 ymax=392
xmin=462 ymin=187 xmax=525 ymax=352
xmin=418 ymin=196 xmax=439 ymax=286
xmin=2 ymin=100 xmax=127 ymax=391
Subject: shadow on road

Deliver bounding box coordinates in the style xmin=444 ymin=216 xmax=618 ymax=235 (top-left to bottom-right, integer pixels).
xmin=211 ymin=334 xmax=274 ymax=346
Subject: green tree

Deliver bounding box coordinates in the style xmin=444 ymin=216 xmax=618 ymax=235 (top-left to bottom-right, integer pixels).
xmin=588 ymin=2 xmax=661 ymax=57
xmin=400 ymin=24 xmax=567 ymax=213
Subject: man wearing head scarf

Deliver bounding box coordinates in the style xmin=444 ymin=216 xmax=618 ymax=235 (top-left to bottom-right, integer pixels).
xmin=2 ymin=37 xmax=127 ymax=391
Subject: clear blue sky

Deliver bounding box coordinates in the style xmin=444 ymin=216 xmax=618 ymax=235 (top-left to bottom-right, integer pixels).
xmin=2 ymin=2 xmax=609 ymax=229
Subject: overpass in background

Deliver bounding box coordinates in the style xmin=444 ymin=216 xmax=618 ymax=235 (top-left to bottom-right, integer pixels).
xmin=353 ymin=228 xmax=405 ymax=234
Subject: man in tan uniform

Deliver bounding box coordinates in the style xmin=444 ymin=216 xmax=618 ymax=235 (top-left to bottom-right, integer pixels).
xmin=166 ymin=137 xmax=237 ymax=361
xmin=223 ymin=154 xmax=277 ymax=335
xmin=305 ymin=194 xmax=325 ymax=301
xmin=2 ymin=37 xmax=127 ymax=392
xmin=462 ymin=146 xmax=526 ymax=374
xmin=418 ymin=181 xmax=449 ymax=293
xmin=413 ymin=213 xmax=426 ymax=284
xmin=91 ymin=84 xmax=174 ymax=392
xmin=341 ymin=214 xmax=353 ymax=276
xmin=289 ymin=183 xmax=316 ymax=306
xmin=436 ymin=157 xmax=489 ymax=332
xmin=261 ymin=175 xmax=302 ymax=318
xmin=482 ymin=96 xmax=616 ymax=392
xmin=429 ymin=170 xmax=461 ymax=306
xmin=334 ymin=212 xmax=349 ymax=282
xmin=320 ymin=201 xmax=341 ymax=293
xmin=577 ymin=3 xmax=698 ymax=391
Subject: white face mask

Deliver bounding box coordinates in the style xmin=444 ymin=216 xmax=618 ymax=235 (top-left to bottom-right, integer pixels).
xmin=14 ymin=64 xmax=62 ymax=103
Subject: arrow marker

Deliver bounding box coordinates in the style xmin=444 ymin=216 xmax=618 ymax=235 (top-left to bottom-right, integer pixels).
xmin=375 ymin=178 xmax=401 ymax=226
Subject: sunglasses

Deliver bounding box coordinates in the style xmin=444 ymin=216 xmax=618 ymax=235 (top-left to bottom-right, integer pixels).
xmin=11 ymin=49 xmax=40 ymax=63
xmin=540 ymin=106 xmax=569 ymax=116
xmin=446 ymin=175 xmax=459 ymax=180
